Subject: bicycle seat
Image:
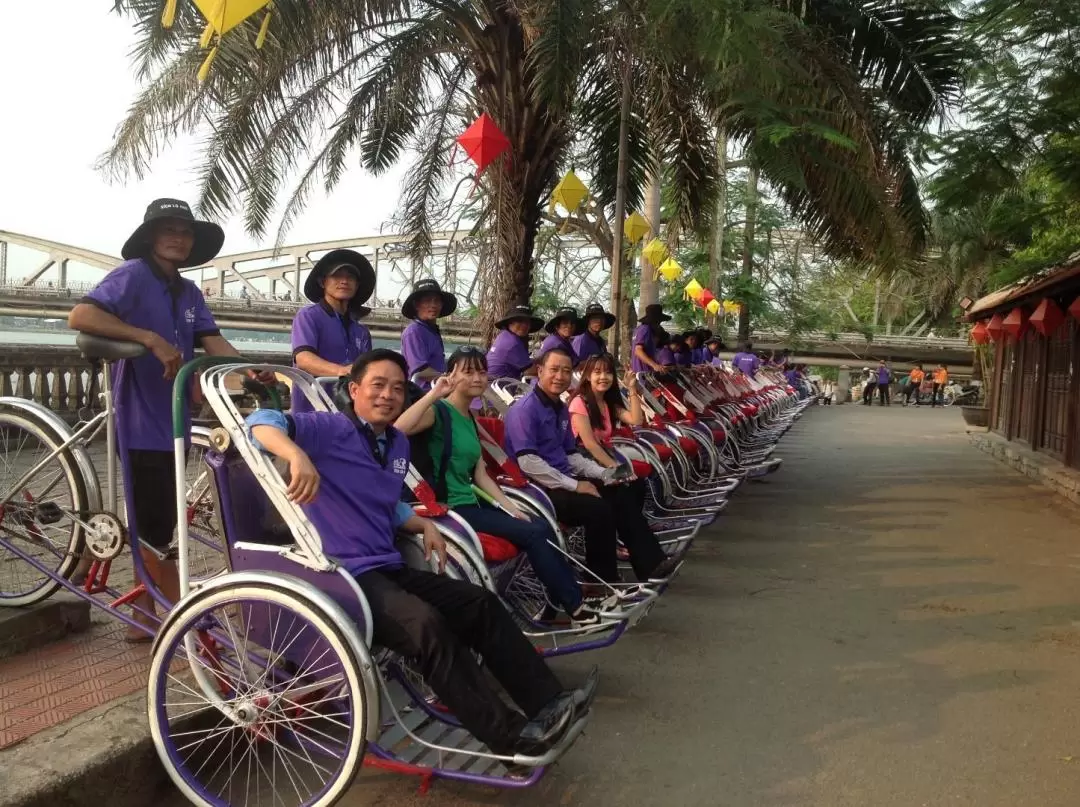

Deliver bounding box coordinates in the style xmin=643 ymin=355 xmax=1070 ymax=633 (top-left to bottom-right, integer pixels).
xmin=76 ymin=333 xmax=147 ymax=362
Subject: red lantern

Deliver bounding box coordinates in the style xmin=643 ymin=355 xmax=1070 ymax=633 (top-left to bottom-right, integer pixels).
xmin=697 ymin=289 xmax=716 ymax=309
xmin=985 ymin=312 xmax=1006 ymax=342
xmin=1030 ymin=298 xmax=1065 ymax=337
xmin=1068 ymin=296 xmax=1080 ymax=323
xmin=456 ymin=113 xmax=510 ymax=174
xmin=970 ymin=320 xmax=990 ymax=345
xmin=1001 ymin=307 xmax=1029 ymax=341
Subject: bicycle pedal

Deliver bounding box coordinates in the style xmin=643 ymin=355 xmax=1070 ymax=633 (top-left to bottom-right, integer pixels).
xmin=35 ymin=502 xmax=64 ymax=525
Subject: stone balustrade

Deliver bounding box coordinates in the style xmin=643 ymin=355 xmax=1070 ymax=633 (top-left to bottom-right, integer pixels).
xmin=0 ymin=345 xmax=291 ymax=417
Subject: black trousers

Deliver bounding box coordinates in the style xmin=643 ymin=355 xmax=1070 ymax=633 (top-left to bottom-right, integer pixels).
xmin=128 ymin=450 xmax=178 ymax=549
xmin=931 ymin=383 xmax=943 ymax=406
xmin=904 ymin=383 xmax=918 ymax=404
xmin=355 ymin=566 xmax=561 ymax=749
xmin=877 ymin=383 xmax=890 ymax=405
xmin=862 ymin=383 xmax=875 ymax=405
xmin=546 ymin=483 xmax=666 ymax=582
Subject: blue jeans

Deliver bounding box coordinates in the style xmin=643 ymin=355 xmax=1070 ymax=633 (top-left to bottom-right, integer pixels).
xmin=455 ymin=503 xmax=582 ymax=613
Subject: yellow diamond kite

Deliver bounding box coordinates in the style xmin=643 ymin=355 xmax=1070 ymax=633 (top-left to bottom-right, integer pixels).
xmin=642 ymin=238 xmax=668 ymax=269
xmin=658 ymin=257 xmax=682 ymax=282
xmin=706 ymin=299 xmax=721 ymax=315
xmin=551 ymin=170 xmax=589 ymax=213
xmin=623 ymin=212 xmax=650 ymax=245
xmin=684 ymin=278 xmax=704 ymax=300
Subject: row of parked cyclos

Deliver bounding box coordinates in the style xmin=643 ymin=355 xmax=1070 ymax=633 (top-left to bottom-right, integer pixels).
xmin=0 ymin=343 xmax=814 ymax=807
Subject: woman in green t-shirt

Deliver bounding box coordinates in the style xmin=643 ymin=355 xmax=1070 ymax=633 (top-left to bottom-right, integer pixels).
xmin=395 ymin=347 xmax=600 ymax=625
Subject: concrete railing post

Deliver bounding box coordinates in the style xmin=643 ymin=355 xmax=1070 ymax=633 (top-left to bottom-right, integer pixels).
xmin=836 ymin=365 xmax=851 ymax=404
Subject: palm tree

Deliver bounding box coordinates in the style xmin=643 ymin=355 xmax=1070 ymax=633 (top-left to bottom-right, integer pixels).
xmin=103 ymin=0 xmax=966 ymax=341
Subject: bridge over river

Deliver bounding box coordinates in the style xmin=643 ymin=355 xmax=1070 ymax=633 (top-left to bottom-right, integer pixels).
xmin=0 ymin=229 xmax=973 ymax=372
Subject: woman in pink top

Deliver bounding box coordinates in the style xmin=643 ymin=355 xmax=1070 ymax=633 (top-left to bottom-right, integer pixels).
xmin=569 ymin=354 xmax=646 ymax=470
xmin=569 ymin=354 xmax=663 ymax=551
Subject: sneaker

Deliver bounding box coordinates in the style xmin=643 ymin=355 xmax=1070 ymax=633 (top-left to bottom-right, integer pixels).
xmin=648 ymin=555 xmax=681 ymax=582
xmin=569 ymin=604 xmax=604 ymax=627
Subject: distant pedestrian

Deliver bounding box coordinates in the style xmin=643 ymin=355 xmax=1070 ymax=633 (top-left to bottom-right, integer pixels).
xmin=905 ymin=363 xmax=925 ymax=406
xmin=861 ymin=367 xmax=875 ymax=405
xmin=875 ymin=360 xmax=892 ymax=406
xmin=931 ymin=363 xmax=949 ymax=407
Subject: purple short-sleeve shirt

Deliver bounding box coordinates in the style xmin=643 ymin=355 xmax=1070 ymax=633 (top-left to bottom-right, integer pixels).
xmin=288 ymin=411 xmax=410 ymax=576
xmin=573 ymin=331 xmax=607 ymax=362
xmin=732 ymin=351 xmax=761 ymax=376
xmin=504 ymin=388 xmax=577 ymax=476
xmin=537 ymin=333 xmax=578 ymax=366
xmin=673 ymin=350 xmax=691 ymax=367
xmin=656 ymin=346 xmax=675 ymax=366
xmin=291 ymin=303 xmax=372 ymax=412
xmin=401 ymin=320 xmax=446 ymax=389
xmin=486 ymin=329 xmax=533 ymax=379
xmin=631 ymin=323 xmax=656 ymax=372
xmin=82 ymin=258 xmax=219 ymax=452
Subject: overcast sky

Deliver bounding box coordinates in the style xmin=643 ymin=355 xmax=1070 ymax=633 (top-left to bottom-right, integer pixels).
xmin=0 ymin=2 xmax=408 ymax=275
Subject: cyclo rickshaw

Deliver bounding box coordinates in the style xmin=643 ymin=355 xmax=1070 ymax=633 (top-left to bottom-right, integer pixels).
xmin=0 ymin=336 xmax=588 ymax=807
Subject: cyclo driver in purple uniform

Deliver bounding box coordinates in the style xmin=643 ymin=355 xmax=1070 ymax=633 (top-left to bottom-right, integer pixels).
xmin=400 ymin=278 xmax=455 ymax=389
xmin=290 ymin=249 xmax=374 ymax=412
xmin=245 ymin=349 xmax=596 ymax=756
xmin=68 ymin=198 xmax=273 ymax=638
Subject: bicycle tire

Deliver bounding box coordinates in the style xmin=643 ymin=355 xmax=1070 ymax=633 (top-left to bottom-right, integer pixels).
xmin=0 ymin=406 xmax=90 ymax=606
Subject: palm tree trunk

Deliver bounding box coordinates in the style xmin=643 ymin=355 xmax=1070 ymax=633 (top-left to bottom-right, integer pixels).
xmin=708 ymin=126 xmax=728 ymax=313
xmin=638 ymin=172 xmax=661 ymax=310
xmin=737 ymin=163 xmax=758 ymax=343
xmin=609 ymin=62 xmax=633 ymax=363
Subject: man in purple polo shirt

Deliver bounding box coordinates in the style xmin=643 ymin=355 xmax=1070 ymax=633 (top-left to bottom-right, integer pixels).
xmin=486 ymin=304 xmax=543 ymax=379
xmin=632 ymin=303 xmax=670 ymax=373
xmin=247 ymin=349 xmax=594 ymax=756
xmin=537 ymin=307 xmax=581 ymax=366
xmin=400 ymin=278 xmax=456 ymax=389
xmin=504 ymin=348 xmax=678 ymax=584
xmin=670 ymin=333 xmax=691 ymax=366
xmin=291 ymin=249 xmax=375 ymax=412
xmin=704 ymin=336 xmax=725 ymax=366
xmin=68 ymin=198 xmax=270 ymax=637
xmin=731 ymin=341 xmax=761 ymax=377
xmin=684 ymin=330 xmax=704 ymax=364
xmin=573 ymin=303 xmax=614 ymax=363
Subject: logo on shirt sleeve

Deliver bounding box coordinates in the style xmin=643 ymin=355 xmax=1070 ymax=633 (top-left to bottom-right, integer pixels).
xmin=185 ymin=307 xmax=196 ymax=324
xmin=393 ymin=457 xmax=409 ymax=476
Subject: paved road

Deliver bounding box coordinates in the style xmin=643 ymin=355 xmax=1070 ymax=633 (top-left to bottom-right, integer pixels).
xmin=165 ymin=403 xmax=1080 ymax=806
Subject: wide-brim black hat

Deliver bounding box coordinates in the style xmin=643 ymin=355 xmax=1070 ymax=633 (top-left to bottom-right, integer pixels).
xmin=402 ymin=277 xmax=458 ymax=319
xmin=544 ymin=307 xmax=583 ymax=335
xmin=495 ymin=305 xmax=544 ymax=332
xmin=581 ymin=303 xmax=616 ymax=331
xmin=303 ymin=249 xmax=376 ymax=313
xmin=121 ymin=198 xmax=225 ymax=269
xmin=697 ymin=328 xmax=713 ymax=339
xmin=639 ymin=303 xmax=672 ymax=324
xmin=704 ymin=336 xmax=724 ymax=348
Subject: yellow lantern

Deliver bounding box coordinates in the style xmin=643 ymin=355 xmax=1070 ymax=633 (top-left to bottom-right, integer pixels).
xmin=642 ymin=238 xmax=668 ymax=269
xmin=684 ymin=278 xmax=704 ymax=300
xmin=722 ymin=299 xmax=739 ymax=314
xmin=551 ymin=170 xmax=589 ymax=213
xmin=623 ymin=212 xmax=650 ymax=245
xmin=163 ymin=1 xmax=275 ymax=81
xmin=706 ymin=299 xmax=721 ymax=315
xmin=658 ymin=257 xmax=682 ymax=282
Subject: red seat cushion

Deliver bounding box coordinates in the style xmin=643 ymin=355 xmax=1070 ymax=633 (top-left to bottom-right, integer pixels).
xmin=653 ymin=444 xmax=674 ymax=462
xmin=476 ymin=416 xmax=506 ymax=448
xmin=677 ymin=437 xmax=699 ymax=456
xmin=477 ymin=532 xmax=520 ymax=562
xmin=631 ymin=459 xmax=654 ymax=478
xmin=710 ymin=427 xmax=726 ymax=442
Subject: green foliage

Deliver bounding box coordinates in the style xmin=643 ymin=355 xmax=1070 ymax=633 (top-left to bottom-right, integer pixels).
xmin=926 ymin=0 xmax=1080 ymax=293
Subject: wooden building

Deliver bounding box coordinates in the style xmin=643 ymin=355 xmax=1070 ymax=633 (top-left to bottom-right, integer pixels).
xmin=967 ymin=252 xmax=1080 ymax=469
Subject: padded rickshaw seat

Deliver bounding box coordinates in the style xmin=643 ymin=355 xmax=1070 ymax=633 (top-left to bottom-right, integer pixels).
xmin=630 ymin=460 xmax=654 ymax=478
xmin=76 ymin=333 xmax=147 ymax=362
xmin=710 ymin=427 xmax=726 ymax=442
xmin=477 ymin=532 xmax=520 ymax=562
xmin=677 ymin=437 xmax=699 ymax=456
xmin=476 ymin=416 xmax=507 ymax=448
xmin=652 ymin=443 xmax=675 ymax=463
